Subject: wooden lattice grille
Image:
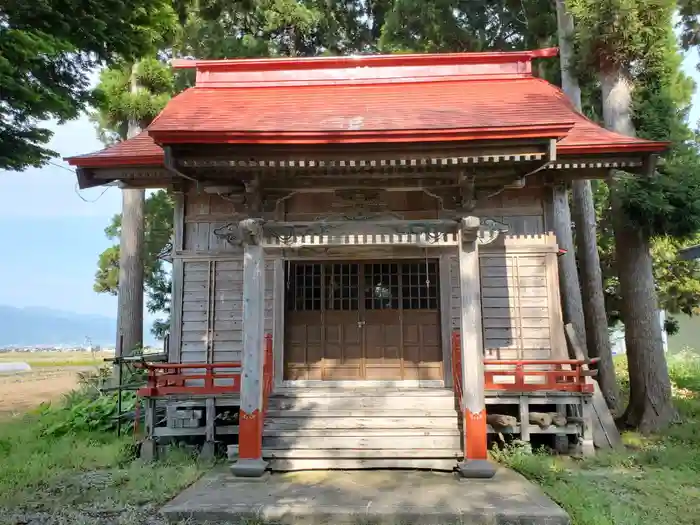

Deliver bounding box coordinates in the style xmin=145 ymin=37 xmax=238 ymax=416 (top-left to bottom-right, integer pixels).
xmin=284 ymin=260 xmax=442 ymax=381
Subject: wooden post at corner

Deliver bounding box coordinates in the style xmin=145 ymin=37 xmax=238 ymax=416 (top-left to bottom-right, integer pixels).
xmin=457 ymin=218 xmax=495 ymax=478
xmin=232 ymin=219 xmax=268 ymax=477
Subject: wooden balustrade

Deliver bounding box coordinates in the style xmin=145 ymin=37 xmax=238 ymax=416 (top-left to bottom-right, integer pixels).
xmin=451 ymin=330 xmax=597 ymax=395
xmin=451 ymin=332 xmax=463 ymax=401
xmin=136 ymin=362 xmax=242 ymax=396
xmin=263 ymin=333 xmax=274 ymax=415
xmin=137 ymin=336 xmax=274 ymax=462
xmin=484 ymin=359 xmax=598 ymax=393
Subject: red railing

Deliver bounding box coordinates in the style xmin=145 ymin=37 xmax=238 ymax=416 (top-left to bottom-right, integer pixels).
xmin=451 ymin=330 xmax=597 ymax=395
xmin=451 ymin=332 xmax=463 ymax=401
xmin=136 ymin=334 xmax=274 ymax=399
xmin=484 ymin=359 xmax=597 ymax=393
xmin=263 ymin=333 xmax=273 ymax=416
xmin=136 ymin=362 xmax=242 ymax=396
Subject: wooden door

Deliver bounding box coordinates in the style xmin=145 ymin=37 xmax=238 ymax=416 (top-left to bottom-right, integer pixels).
xmin=285 ymin=262 xmax=363 ymax=380
xmin=284 ymin=260 xmax=442 ymax=381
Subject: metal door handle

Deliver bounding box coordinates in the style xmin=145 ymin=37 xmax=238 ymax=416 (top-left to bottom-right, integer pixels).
xmin=357 ymin=320 xmax=366 ymax=328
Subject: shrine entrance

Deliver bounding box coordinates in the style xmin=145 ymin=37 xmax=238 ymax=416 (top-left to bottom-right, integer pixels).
xmin=284 ymin=260 xmax=442 ymax=381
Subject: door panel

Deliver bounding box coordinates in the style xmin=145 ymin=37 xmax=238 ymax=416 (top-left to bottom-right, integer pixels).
xmin=364 ymin=262 xmax=402 ymax=380
xmin=284 ymin=259 xmax=442 ymax=381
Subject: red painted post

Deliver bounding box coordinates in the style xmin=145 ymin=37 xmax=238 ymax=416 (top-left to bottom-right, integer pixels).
xmin=231 ymin=224 xmax=268 ymax=477
xmin=457 ymin=221 xmax=495 ymax=478
xmin=238 ymin=409 xmax=264 ymax=460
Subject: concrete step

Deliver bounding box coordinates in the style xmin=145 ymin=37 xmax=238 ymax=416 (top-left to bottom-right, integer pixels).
xmin=161 ymin=468 xmax=571 ymax=525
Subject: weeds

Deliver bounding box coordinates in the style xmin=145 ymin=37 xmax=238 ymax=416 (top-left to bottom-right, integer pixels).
xmin=497 ymin=354 xmax=700 ymax=525
xmin=35 ymin=364 xmax=149 ymax=437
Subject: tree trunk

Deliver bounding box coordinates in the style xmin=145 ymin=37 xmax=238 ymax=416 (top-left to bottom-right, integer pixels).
xmin=556 ymin=0 xmax=619 ymax=411
xmin=601 ymin=68 xmax=676 ymax=432
xmin=117 ymin=188 xmax=145 ymax=356
xmin=551 ymin=184 xmax=587 ymax=353
xmin=571 ymin=180 xmax=619 ymax=409
xmin=116 ymin=63 xmax=145 ymax=357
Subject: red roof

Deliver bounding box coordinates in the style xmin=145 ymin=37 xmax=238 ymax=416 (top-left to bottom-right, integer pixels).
xmin=66 ymin=131 xmax=163 ymax=168
xmin=66 ymin=48 xmax=666 ymax=168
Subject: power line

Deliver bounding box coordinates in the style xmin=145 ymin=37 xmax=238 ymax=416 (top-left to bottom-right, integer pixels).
xmin=47 ymin=159 xmax=76 ymax=174
xmin=74 ymin=181 xmax=111 ymax=203
xmin=46 ymin=158 xmax=112 ymax=203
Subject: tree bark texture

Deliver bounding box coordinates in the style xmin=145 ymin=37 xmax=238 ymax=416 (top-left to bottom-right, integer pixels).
xmin=551 ymin=184 xmax=588 ymax=354
xmin=117 ymin=187 xmax=145 ymax=355
xmin=556 ymin=0 xmax=619 ymax=410
xmin=571 ymin=180 xmax=619 ymax=410
xmin=601 ymin=68 xmax=675 ymax=432
xmin=116 ymin=63 xmax=145 ymax=356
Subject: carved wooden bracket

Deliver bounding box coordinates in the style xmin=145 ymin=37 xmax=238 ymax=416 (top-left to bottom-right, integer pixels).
xmin=213 ymin=218 xmax=265 ymax=246
xmin=460 ymin=216 xmax=481 ymax=243
xmin=456 ymin=172 xmax=477 ymax=212
xmin=478 ymin=218 xmax=509 ymax=245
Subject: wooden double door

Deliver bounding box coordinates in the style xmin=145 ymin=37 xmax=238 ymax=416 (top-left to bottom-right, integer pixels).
xmin=284 ymin=260 xmax=442 ymax=381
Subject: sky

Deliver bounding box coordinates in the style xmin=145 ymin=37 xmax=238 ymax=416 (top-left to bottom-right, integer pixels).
xmin=1 ymin=49 xmax=700 ymax=320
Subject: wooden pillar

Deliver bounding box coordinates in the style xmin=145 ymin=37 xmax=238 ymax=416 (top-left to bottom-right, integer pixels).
xmin=231 ymin=219 xmax=268 ymax=477
xmin=457 ymin=217 xmax=496 ymax=478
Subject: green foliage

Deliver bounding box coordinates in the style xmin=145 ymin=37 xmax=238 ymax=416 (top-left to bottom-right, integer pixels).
xmin=597 ymin=181 xmax=700 ymax=326
xmin=0 ymin=0 xmax=177 ymax=171
xmin=38 ymin=364 xmax=147 ymax=437
xmin=495 ymin=352 xmax=700 ymax=525
xmin=92 ymin=58 xmax=175 ymax=136
xmin=379 ymin=0 xmax=557 ymax=54
xmin=567 ymin=0 xmax=700 ymax=326
xmin=0 ymin=415 xmax=208 ymax=516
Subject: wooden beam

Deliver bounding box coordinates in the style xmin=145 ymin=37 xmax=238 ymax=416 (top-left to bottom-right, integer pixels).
xmin=169 ymin=191 xmax=185 ymax=363
xmin=265 ymin=219 xmax=459 ymax=237
xmin=231 ymin=219 xmax=268 ymax=477
xmin=457 ymin=218 xmax=496 ymax=478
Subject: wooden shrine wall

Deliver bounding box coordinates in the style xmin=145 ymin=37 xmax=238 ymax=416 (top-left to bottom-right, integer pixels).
xmin=447 ymin=185 xmax=567 ymax=361
xmin=171 ymin=183 xmax=565 ymax=365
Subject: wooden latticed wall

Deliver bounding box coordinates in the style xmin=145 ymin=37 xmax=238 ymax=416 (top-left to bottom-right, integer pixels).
xmin=450 ymin=233 xmax=567 ymax=362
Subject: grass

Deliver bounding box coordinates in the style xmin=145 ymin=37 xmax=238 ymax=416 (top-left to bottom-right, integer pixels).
xmin=496 ymin=351 xmax=700 ymax=525
xmin=0 ymin=371 xmax=212 ymax=524
xmin=0 ymin=350 xmax=114 ymax=368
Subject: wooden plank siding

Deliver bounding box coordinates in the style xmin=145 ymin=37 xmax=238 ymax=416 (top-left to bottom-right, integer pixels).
xmin=177 ymin=259 xmax=274 ymax=364
xmin=171 ymin=186 xmax=564 ymax=371
xmin=449 ymin=236 xmax=567 ymax=363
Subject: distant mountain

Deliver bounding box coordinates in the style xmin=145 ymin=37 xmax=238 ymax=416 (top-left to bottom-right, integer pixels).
xmin=0 ymin=305 xmax=117 ymax=347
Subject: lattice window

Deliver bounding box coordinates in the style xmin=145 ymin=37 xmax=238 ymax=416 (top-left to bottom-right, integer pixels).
xmin=364 ymin=263 xmax=400 ymax=310
xmin=325 ymin=263 xmax=359 ymax=311
xmin=287 ymin=263 xmax=323 ymax=311
xmin=402 ymin=261 xmax=439 ymax=310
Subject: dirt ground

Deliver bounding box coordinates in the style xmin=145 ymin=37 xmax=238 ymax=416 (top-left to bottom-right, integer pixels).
xmin=0 ymin=367 xmax=93 ymax=416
